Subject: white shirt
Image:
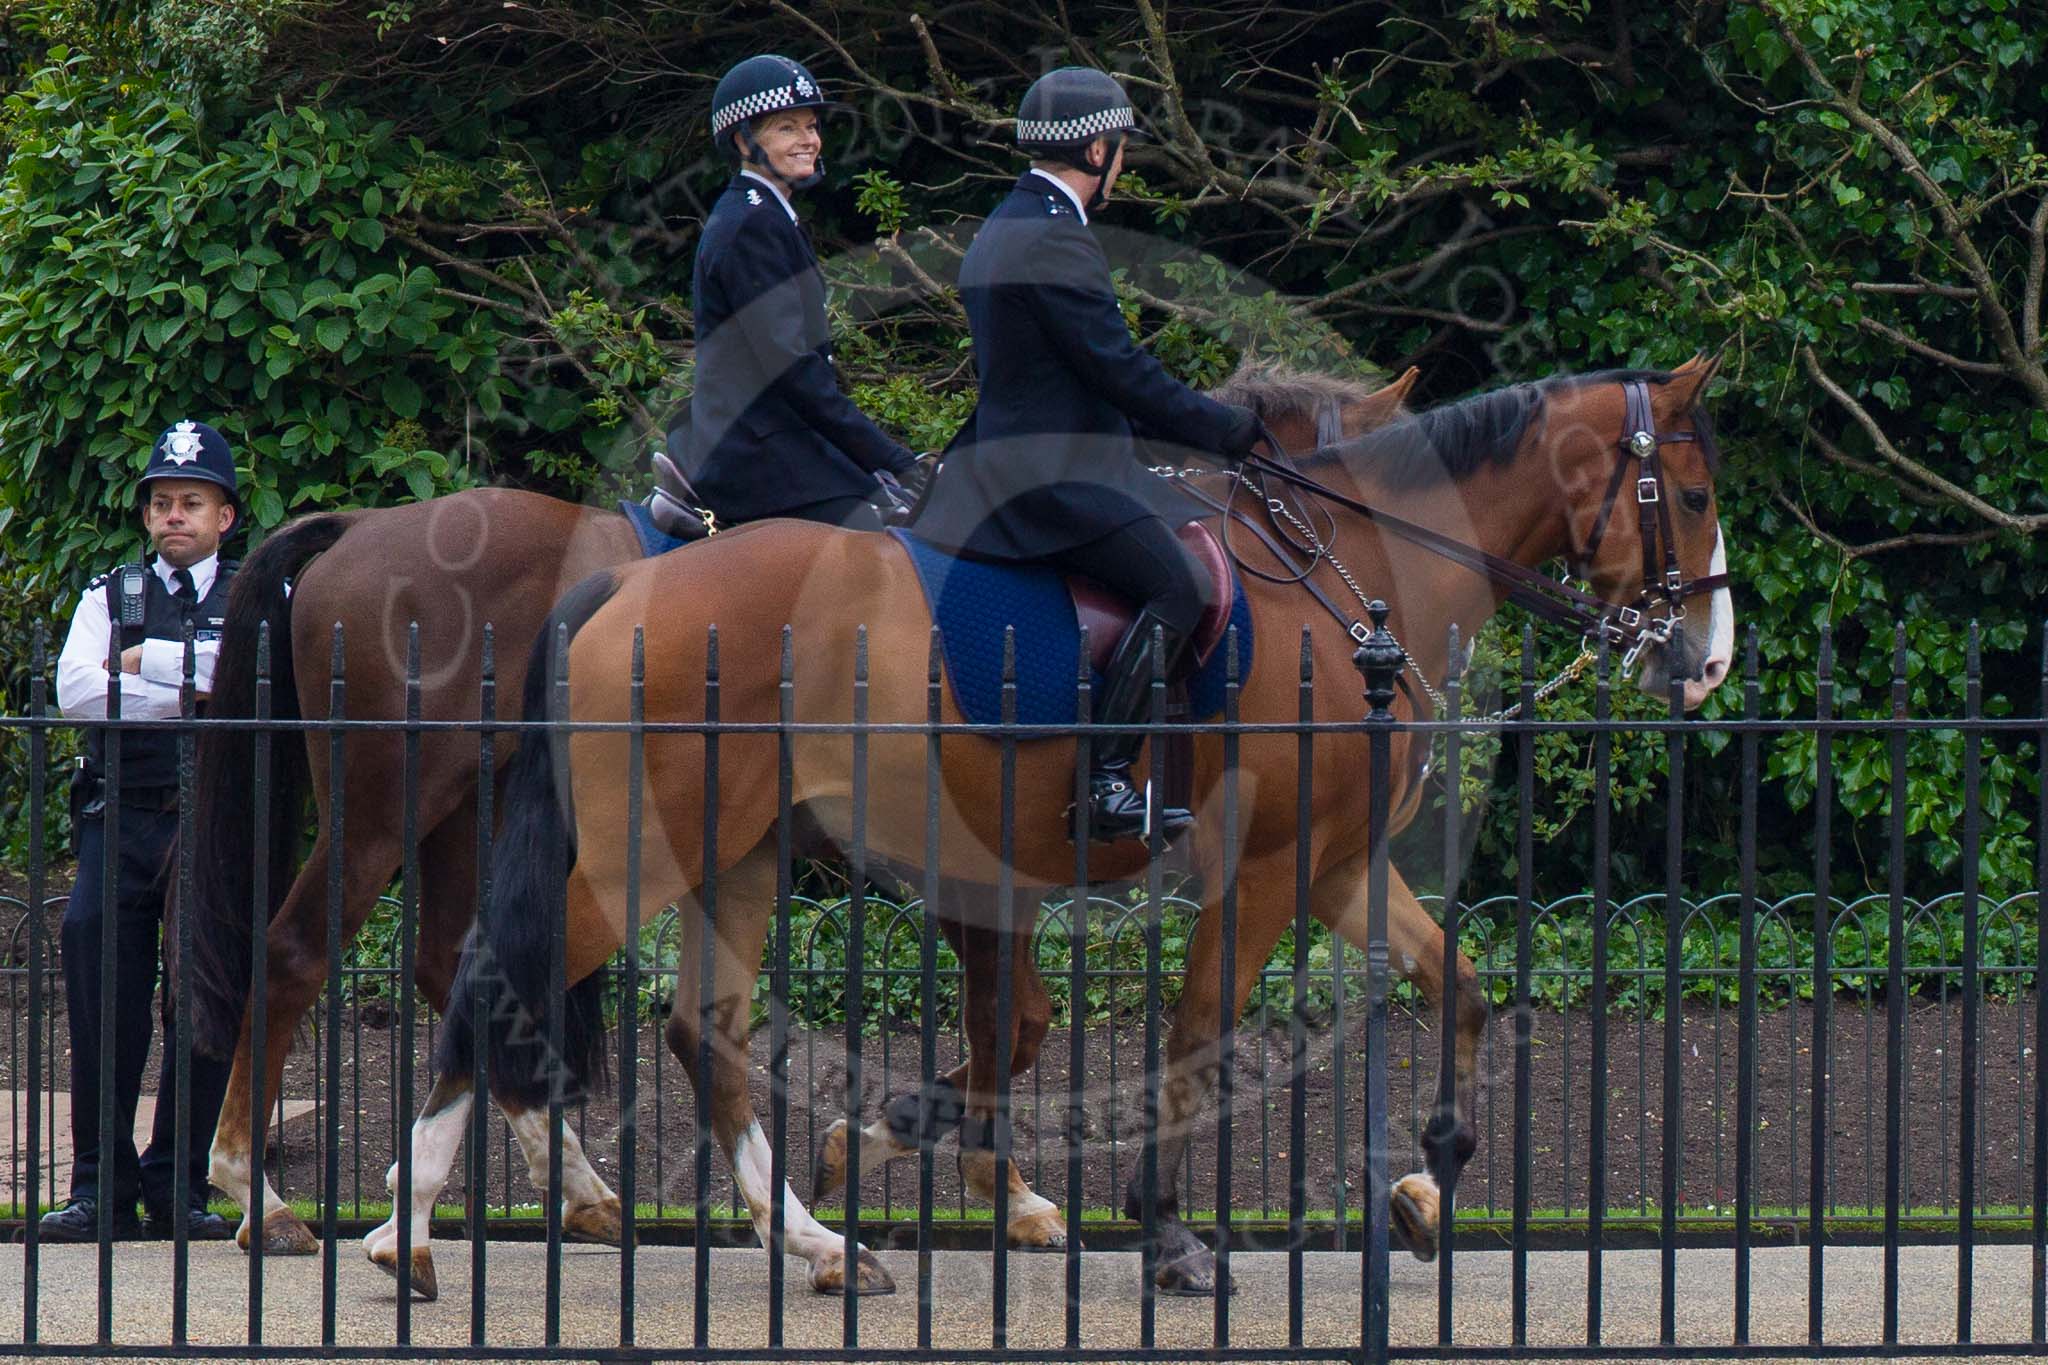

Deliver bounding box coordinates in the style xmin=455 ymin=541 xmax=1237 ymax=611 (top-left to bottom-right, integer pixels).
xmin=57 ymin=552 xmax=222 ymax=720
xmin=1026 ymin=168 xmax=1089 ymax=224
xmin=740 ymin=169 xmax=799 ymax=223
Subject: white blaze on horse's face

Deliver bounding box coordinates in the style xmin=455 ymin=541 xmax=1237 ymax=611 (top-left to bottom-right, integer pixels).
xmin=1636 ymin=525 xmax=1735 ymax=709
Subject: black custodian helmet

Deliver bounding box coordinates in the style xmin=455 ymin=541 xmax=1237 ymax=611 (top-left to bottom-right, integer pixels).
xmin=138 ymin=419 xmax=239 ymax=510
xmin=1014 ymin=67 xmax=1148 ymax=151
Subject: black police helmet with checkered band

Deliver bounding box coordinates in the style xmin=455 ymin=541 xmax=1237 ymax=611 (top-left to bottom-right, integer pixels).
xmin=710 ymin=55 xmax=840 ymax=156
xmin=1015 ymin=67 xmax=1149 ymax=151
xmin=138 ymin=419 xmax=239 ymax=511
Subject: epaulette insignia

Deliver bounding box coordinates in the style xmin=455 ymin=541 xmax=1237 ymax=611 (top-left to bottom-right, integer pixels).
xmin=746 ymin=188 xmax=764 ymax=206
xmin=1046 ymin=195 xmax=1067 ymax=215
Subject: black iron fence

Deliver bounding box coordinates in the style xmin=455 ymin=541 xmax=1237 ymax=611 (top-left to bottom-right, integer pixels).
xmin=1 ymin=613 xmax=2045 ymax=1360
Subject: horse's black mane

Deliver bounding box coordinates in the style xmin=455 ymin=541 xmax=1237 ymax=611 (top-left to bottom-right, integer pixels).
xmin=1311 ymin=367 xmax=1717 ymax=485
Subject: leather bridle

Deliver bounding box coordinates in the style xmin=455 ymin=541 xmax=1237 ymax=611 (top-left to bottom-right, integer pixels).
xmin=1194 ymin=377 xmax=1730 ymax=681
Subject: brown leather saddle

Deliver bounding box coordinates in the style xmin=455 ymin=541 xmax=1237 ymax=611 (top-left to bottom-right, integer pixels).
xmin=1066 ymin=521 xmax=1236 ymax=674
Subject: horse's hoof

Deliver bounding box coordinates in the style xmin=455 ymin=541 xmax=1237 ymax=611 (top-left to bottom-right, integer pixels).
xmin=1391 ymin=1172 xmax=1440 ymax=1263
xmin=258 ymin=1208 xmax=319 ymax=1257
xmin=1008 ymin=1207 xmax=1075 ymax=1251
xmin=1154 ymin=1247 xmax=1219 ymax=1297
xmin=564 ymin=1196 xmax=623 ymax=1247
xmin=812 ymin=1119 xmax=849 ymax=1202
xmin=811 ymin=1245 xmax=894 ymax=1296
xmin=371 ymin=1244 xmax=440 ymax=1302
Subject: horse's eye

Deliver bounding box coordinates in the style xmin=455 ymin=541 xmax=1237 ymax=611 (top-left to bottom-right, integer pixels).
xmin=1681 ymin=488 xmax=1711 ymax=514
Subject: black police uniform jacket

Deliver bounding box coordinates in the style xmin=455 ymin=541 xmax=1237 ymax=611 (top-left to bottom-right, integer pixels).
xmin=913 ymin=171 xmax=1241 ymax=561
xmin=685 ymin=175 xmax=912 ymax=523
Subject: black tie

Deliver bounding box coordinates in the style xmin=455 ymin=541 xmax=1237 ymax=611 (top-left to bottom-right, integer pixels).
xmin=172 ymin=567 xmax=197 ymax=613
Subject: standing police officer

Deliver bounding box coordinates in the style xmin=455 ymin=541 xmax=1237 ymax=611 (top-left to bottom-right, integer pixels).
xmin=42 ymin=421 xmax=239 ymax=1242
xmin=682 ymin=54 xmax=924 ymax=529
xmin=914 ymin=67 xmax=1262 ymax=843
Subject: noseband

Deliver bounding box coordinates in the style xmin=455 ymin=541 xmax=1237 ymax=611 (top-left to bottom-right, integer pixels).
xmin=1208 ymin=378 xmax=1729 ymax=680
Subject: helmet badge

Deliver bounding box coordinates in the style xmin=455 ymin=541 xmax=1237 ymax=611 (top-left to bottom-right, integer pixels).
xmin=793 ymin=72 xmax=815 ymax=98
xmin=161 ymin=420 xmax=204 ymax=466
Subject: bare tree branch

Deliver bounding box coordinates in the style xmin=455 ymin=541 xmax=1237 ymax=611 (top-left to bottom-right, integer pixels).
xmin=1773 ymin=489 xmax=1998 ymax=560
xmin=1854 ymin=316 xmax=2007 ymax=377
xmin=1802 ymin=346 xmax=2048 ymax=534
xmin=1762 ymin=2 xmax=2048 ymax=411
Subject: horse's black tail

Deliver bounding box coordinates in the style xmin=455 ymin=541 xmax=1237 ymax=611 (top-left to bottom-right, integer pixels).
xmin=432 ymin=570 xmax=622 ymax=1107
xmin=187 ymin=513 xmax=356 ymax=1060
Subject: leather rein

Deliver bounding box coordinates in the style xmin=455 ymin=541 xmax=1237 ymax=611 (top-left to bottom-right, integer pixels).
xmin=1172 ymin=379 xmax=1731 ymax=708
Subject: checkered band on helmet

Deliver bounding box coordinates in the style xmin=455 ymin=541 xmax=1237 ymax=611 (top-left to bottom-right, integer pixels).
xmin=1016 ymin=105 xmax=1136 ymax=144
xmin=710 ymin=55 xmax=832 ymax=141
xmin=1014 ymin=66 xmax=1141 ymax=148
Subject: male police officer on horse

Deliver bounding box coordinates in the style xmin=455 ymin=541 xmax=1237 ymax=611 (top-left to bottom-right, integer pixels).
xmin=915 ymin=67 xmax=1262 ymax=844
xmin=42 ymin=421 xmax=239 ymax=1242
xmin=679 ymin=54 xmax=925 ymax=530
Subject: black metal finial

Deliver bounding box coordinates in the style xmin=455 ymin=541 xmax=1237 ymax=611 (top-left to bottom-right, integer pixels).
xmin=1354 ymin=598 xmax=1402 ymax=718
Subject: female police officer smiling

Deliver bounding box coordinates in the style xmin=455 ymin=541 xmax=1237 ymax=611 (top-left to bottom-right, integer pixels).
xmin=681 ymin=55 xmax=924 ymax=529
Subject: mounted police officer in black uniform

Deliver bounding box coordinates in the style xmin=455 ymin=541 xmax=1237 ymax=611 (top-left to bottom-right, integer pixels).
xmin=43 ymin=421 xmax=240 ymax=1243
xmin=915 ymin=66 xmax=1263 ymax=844
xmin=676 ymin=54 xmax=925 ymax=531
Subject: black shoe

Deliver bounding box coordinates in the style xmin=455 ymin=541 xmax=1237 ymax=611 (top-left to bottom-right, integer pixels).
xmin=37 ymin=1198 xmax=142 ymax=1243
xmin=1085 ymin=761 xmax=1194 ymax=843
xmin=143 ymin=1202 xmax=234 ymax=1241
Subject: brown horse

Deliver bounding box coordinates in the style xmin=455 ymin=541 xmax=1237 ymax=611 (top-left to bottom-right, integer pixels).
xmin=184 ymin=365 xmax=1417 ymax=1271
xmin=396 ymin=358 xmax=1736 ymax=1297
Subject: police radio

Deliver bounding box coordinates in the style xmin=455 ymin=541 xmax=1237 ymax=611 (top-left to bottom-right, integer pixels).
xmin=118 ymin=563 xmax=147 ymax=629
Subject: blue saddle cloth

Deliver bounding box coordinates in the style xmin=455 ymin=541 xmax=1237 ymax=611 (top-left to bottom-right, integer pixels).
xmin=619 ymin=498 xmax=694 ymax=558
xmin=888 ymin=529 xmax=1253 ymax=727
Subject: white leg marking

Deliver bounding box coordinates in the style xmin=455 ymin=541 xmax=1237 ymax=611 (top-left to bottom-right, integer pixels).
xmin=367 ymin=1090 xmax=473 ymax=1260
xmin=211 ymin=1141 xmax=288 ymax=1232
xmin=505 ymin=1105 xmax=619 ymax=1214
xmin=855 ymin=1115 xmax=912 ymax=1179
xmin=735 ymin=1121 xmax=854 ymax=1264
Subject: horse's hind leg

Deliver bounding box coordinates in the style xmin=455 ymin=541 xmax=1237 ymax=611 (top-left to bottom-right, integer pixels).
xmin=667 ymin=841 xmax=893 ymax=1295
xmin=1136 ymin=850 xmax=1300 ymax=1295
xmin=363 ymin=1072 xmax=471 ymax=1301
xmin=364 ymin=801 xmax=626 ymax=1299
xmin=210 ymin=828 xmax=400 ymax=1256
xmin=1315 ymin=860 xmax=1486 ymax=1263
xmin=814 ymin=886 xmax=1066 ymax=1248
xmin=416 ymin=793 xmax=625 ymax=1248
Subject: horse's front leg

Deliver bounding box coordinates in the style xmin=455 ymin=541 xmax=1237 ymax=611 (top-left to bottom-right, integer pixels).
xmin=1315 ymin=856 xmax=1488 ymax=1262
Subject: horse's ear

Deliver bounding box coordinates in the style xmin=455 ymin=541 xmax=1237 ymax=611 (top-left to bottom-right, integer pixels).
xmin=1356 ymin=367 xmax=1420 ymax=429
xmin=1653 ymin=352 xmax=1721 ymax=419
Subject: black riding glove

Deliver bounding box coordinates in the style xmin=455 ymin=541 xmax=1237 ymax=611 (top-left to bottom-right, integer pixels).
xmin=893 ymin=453 xmax=936 ymax=502
xmin=1218 ymin=403 xmax=1262 ymax=463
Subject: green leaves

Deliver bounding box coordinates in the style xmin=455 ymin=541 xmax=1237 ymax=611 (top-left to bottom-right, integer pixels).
xmin=0 ymin=61 xmax=478 ymax=626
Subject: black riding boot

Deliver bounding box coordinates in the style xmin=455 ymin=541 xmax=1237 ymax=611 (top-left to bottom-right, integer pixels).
xmin=1079 ymin=608 xmax=1195 ymax=844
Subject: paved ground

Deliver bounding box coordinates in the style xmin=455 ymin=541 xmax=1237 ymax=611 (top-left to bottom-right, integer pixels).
xmin=0 ymin=1240 xmax=2037 ymax=1359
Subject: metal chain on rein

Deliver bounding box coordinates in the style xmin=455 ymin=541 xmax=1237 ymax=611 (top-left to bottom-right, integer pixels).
xmin=1156 ymin=463 xmax=1597 ymax=724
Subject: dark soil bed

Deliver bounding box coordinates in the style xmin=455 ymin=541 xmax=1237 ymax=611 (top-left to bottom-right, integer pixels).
xmin=4 ymin=870 xmax=2041 ymax=1239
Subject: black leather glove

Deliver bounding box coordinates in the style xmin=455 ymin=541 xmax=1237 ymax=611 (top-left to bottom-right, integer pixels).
xmin=1219 ymin=403 xmax=1262 ymax=463
xmin=893 ymin=453 xmax=936 ymax=503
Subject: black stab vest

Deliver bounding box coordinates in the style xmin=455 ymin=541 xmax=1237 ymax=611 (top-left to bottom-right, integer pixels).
xmin=82 ymin=559 xmax=237 ymax=794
